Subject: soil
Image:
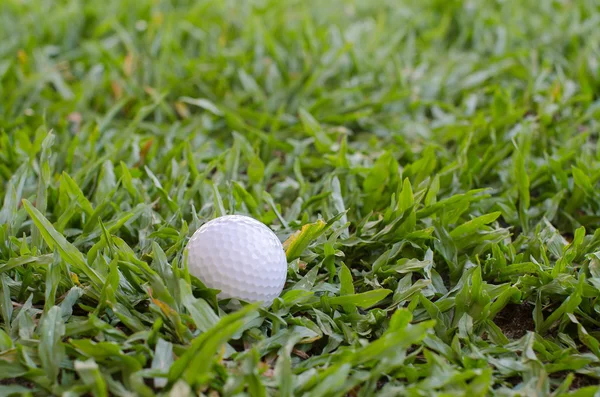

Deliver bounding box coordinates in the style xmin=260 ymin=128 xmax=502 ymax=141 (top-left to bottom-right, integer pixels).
xmin=494 ymin=303 xmax=535 ymax=339
xmin=0 ymin=377 xmax=35 ymax=388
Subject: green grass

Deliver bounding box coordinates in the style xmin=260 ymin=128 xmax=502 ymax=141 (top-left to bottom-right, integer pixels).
xmin=1 ymin=0 xmax=600 ymax=395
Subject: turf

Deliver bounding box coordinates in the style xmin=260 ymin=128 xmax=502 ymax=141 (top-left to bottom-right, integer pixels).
xmin=1 ymin=0 xmax=600 ymax=395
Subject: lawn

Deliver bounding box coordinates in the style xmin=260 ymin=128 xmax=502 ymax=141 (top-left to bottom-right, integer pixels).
xmin=1 ymin=0 xmax=600 ymax=395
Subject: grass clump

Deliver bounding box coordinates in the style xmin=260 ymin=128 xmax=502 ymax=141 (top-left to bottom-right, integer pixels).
xmin=1 ymin=0 xmax=600 ymax=395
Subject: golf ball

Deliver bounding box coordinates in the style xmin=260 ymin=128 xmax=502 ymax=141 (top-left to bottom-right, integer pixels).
xmin=186 ymin=215 xmax=288 ymax=305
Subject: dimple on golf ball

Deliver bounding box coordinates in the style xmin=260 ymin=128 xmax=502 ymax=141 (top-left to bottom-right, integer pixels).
xmin=186 ymin=215 xmax=288 ymax=305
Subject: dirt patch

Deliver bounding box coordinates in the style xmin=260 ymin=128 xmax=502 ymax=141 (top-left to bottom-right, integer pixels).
xmin=549 ymin=372 xmax=599 ymax=390
xmin=0 ymin=377 xmax=35 ymax=389
xmin=570 ymin=373 xmax=598 ymax=390
xmin=493 ymin=303 xmax=535 ymax=339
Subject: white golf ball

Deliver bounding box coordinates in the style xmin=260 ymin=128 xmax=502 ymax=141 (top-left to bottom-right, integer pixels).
xmin=186 ymin=215 xmax=288 ymax=305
